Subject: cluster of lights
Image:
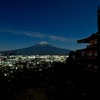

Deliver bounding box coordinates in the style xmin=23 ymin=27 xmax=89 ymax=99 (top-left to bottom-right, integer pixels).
xmin=0 ymin=54 xmax=69 ymax=77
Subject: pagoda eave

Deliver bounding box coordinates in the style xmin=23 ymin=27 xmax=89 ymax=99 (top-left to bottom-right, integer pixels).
xmin=77 ymin=33 xmax=100 ymax=43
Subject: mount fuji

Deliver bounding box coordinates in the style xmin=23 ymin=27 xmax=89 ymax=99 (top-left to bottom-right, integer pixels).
xmin=0 ymin=42 xmax=71 ymax=55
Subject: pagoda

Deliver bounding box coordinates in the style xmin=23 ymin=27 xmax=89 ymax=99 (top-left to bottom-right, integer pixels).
xmin=67 ymin=6 xmax=99 ymax=99
xmin=76 ymin=6 xmax=100 ymax=73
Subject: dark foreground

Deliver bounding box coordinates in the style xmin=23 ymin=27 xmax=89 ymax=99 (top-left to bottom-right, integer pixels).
xmin=0 ymin=62 xmax=97 ymax=100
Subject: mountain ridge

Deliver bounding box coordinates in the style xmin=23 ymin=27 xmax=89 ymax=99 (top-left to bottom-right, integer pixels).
xmin=0 ymin=42 xmax=72 ymax=55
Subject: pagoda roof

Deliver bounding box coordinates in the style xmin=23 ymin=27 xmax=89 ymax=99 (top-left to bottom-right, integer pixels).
xmin=77 ymin=32 xmax=100 ymax=43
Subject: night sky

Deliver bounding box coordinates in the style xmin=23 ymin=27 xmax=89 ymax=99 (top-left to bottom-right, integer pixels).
xmin=0 ymin=0 xmax=99 ymax=51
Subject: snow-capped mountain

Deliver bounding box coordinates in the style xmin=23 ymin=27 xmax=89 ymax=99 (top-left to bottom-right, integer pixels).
xmin=0 ymin=42 xmax=71 ymax=55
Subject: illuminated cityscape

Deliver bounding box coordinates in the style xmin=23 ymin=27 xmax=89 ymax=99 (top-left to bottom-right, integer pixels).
xmin=0 ymin=0 xmax=98 ymax=100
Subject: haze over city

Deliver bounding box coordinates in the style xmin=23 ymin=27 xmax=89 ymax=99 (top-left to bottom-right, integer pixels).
xmin=0 ymin=0 xmax=99 ymax=51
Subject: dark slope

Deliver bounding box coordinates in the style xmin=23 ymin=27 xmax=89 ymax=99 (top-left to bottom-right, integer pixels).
xmin=0 ymin=42 xmax=71 ymax=55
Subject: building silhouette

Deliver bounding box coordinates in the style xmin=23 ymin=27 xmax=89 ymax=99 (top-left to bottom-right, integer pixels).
xmin=68 ymin=6 xmax=100 ymax=99
xmin=72 ymin=6 xmax=100 ymax=97
xmin=75 ymin=6 xmax=100 ymax=72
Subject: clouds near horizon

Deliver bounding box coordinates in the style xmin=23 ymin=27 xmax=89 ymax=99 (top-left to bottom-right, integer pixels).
xmin=0 ymin=29 xmax=75 ymax=43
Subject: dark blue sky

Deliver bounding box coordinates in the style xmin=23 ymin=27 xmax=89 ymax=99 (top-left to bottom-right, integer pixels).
xmin=0 ymin=0 xmax=99 ymax=51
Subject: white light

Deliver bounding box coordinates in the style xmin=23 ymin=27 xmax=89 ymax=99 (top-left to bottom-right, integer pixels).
xmin=15 ymin=67 xmax=18 ymax=69
xmin=4 ymin=73 xmax=7 ymax=76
